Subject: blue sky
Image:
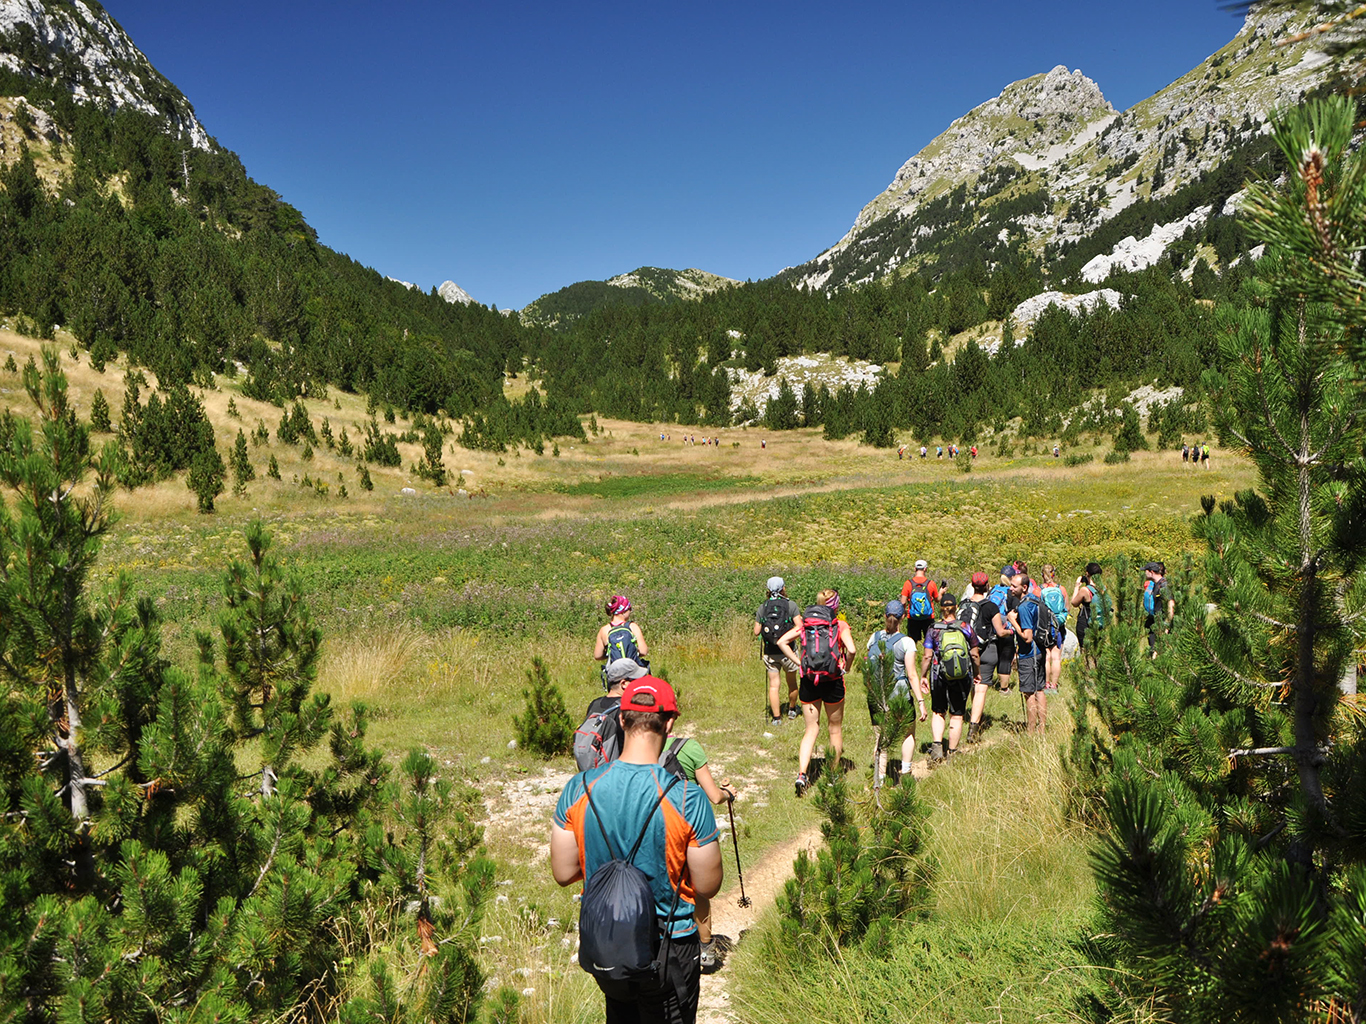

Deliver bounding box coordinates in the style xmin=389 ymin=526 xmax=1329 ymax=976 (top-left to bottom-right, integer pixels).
xmin=108 ymin=1 xmax=1243 ymax=310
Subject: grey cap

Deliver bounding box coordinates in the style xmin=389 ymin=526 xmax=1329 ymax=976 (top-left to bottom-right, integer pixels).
xmin=604 ymin=658 xmax=649 ymax=685
xmin=766 ymin=576 xmax=785 ymax=594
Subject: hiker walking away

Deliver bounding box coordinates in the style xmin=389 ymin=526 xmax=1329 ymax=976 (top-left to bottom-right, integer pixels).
xmin=901 ymin=560 xmax=940 ymax=647
xmin=936 ymin=445 xmax=943 ymax=459
xmin=656 ymin=729 xmax=737 ymax=972
xmin=1142 ymin=561 xmax=1174 ymax=653
xmin=1053 ymin=444 xmax=1060 ymax=459
xmin=754 ymin=576 xmax=800 ymax=724
xmin=574 ymin=657 xmax=647 ymax=771
xmin=1182 ymin=442 xmax=1189 ymax=465
xmin=865 ymin=600 xmax=924 ymax=783
xmin=776 ymin=589 xmax=856 ymax=796
xmin=1202 ymin=442 xmax=1210 ymax=469
xmin=1039 ymin=565 xmax=1070 ymax=692
xmin=595 ymin=595 xmax=649 ymax=668
xmin=960 ymin=572 xmax=1006 ymax=743
xmin=919 ymin=445 xmax=927 ymax=458
xmin=920 ymin=595 xmax=980 ymax=761
xmin=1006 ymin=571 xmax=1048 ymax=734
xmin=551 ymin=675 xmax=722 ymax=1023
xmin=986 ymin=565 xmax=1017 ymax=692
xmin=1070 ymin=562 xmax=1106 ymax=666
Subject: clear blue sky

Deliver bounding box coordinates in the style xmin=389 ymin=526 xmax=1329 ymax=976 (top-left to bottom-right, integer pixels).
xmin=107 ymin=1 xmax=1243 ymax=310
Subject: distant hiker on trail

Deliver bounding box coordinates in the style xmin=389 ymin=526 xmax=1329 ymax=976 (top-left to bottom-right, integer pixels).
xmin=920 ymin=445 xmax=927 ymax=458
xmin=936 ymin=446 xmax=943 ymax=459
xmin=656 ymin=728 xmax=737 ymax=972
xmin=898 ymin=445 xmax=905 ymax=460
xmin=970 ymin=445 xmax=978 ymax=459
xmin=573 ymin=657 xmax=647 ymax=771
xmin=1040 ymin=565 xmax=1070 ymax=692
xmin=1142 ymin=561 xmax=1174 ymax=653
xmin=754 ymin=576 xmax=801 ymax=725
xmin=960 ymin=572 xmax=1006 ymax=744
xmin=594 ymin=595 xmax=649 ymax=668
xmin=1006 ymin=571 xmax=1047 ymax=734
xmin=1182 ymin=443 xmax=1190 ymax=464
xmin=1071 ymin=561 xmax=1106 ymax=664
xmin=1202 ymin=443 xmax=1210 ymax=469
xmin=901 ymin=560 xmax=940 ymax=645
xmin=551 ymin=675 xmax=721 ymax=1024
xmin=776 ymin=589 xmax=856 ymax=797
xmin=865 ymin=599 xmax=924 ymax=784
xmin=760 ymin=438 xmax=766 ymax=449
xmin=1053 ymin=444 xmax=1060 ymax=459
xmin=920 ymin=594 xmax=980 ymax=761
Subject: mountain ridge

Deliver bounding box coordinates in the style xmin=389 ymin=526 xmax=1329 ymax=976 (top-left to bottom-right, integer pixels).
xmin=785 ymin=7 xmax=1344 ymax=292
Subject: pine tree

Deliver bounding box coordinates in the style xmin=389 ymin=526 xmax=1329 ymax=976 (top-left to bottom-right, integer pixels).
xmin=267 ymin=453 xmax=281 ymax=479
xmin=358 ymin=462 xmax=374 ymax=491
xmin=1080 ymin=96 xmax=1366 ymax=1022
xmin=230 ymin=427 xmax=255 ymax=496
xmin=89 ymin=386 xmax=111 ymax=432
xmin=187 ymin=446 xmax=225 ymax=512
xmin=417 ymin=423 xmax=446 ymax=486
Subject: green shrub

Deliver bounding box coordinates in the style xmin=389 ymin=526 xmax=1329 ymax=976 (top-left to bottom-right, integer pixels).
xmin=1063 ymin=452 xmax=1094 ymax=467
xmin=187 ymin=446 xmax=225 ymax=512
xmin=955 ymin=449 xmax=972 ymax=473
xmin=1103 ymin=449 xmax=1131 ymax=465
xmin=89 ymin=387 xmax=111 ymax=432
xmin=512 ymin=657 xmax=574 ymax=757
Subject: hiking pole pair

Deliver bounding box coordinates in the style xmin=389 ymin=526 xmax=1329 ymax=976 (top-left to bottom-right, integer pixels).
xmin=723 ymin=784 xmax=750 ymax=908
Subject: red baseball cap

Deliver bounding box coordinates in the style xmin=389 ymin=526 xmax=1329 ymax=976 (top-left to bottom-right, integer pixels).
xmin=971 ymin=571 xmax=990 ymax=587
xmin=620 ymin=676 xmax=679 ymax=714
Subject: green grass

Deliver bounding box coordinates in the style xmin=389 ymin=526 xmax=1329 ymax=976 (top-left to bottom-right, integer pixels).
xmin=553 ymin=472 xmax=763 ymax=499
xmin=728 ymin=726 xmax=1104 ymax=1024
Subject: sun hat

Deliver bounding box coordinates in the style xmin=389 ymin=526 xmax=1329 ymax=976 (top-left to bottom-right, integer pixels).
xmin=620 ymin=676 xmax=678 ymax=714
xmin=604 ymin=658 xmax=649 ymax=685
xmin=766 ymin=576 xmax=785 ymax=595
xmin=971 ymin=571 xmax=990 ymax=587
xmin=885 ymin=599 xmax=904 ymax=618
xmin=606 ymin=595 xmax=631 ymax=616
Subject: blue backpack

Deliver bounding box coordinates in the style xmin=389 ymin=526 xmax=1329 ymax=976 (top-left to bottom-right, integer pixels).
xmin=1042 ymin=585 xmax=1068 ymax=626
xmin=1143 ymin=580 xmax=1161 ymax=617
xmin=605 ymin=623 xmax=641 ymax=663
xmin=907 ymin=577 xmax=934 ymax=618
xmin=988 ymin=583 xmax=1014 ymax=634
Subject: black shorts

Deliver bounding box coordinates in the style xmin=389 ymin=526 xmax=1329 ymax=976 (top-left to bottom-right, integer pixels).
xmin=985 ymin=637 xmax=1014 ymax=681
xmin=799 ymin=673 xmax=845 ymax=705
xmin=906 ymin=616 xmax=933 ymax=643
xmin=930 ymin=671 xmax=971 ymax=717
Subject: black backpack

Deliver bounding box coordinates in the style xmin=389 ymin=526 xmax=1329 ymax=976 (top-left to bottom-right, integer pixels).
xmin=959 ymin=599 xmax=995 ymax=644
xmin=578 ymin=775 xmax=682 ymax=989
xmin=658 ymin=737 xmax=688 ymax=780
xmin=1026 ymin=595 xmax=1059 ymax=651
xmin=604 ymin=624 xmax=642 ymax=664
xmin=758 ymin=597 xmax=794 ymax=652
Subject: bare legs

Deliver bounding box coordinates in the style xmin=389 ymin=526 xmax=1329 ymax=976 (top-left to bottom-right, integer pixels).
xmin=1024 ymin=692 xmax=1048 ymax=734
xmin=798 ymin=700 xmax=845 ymax=777
xmin=768 ymin=669 xmax=799 ymax=718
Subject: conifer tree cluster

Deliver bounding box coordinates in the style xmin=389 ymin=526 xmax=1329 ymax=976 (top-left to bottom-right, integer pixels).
xmin=1071 ymin=97 xmax=1366 ymax=1022
xmin=0 ymin=353 xmax=494 ymax=1021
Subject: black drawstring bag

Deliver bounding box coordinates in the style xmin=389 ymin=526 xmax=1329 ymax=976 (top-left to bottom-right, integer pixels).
xmin=578 ymin=774 xmax=682 ymax=992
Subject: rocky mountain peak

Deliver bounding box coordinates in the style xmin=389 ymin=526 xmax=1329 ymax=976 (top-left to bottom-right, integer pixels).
xmin=438 ymin=280 xmax=474 ymax=305
xmin=0 ymin=0 xmax=209 ymax=148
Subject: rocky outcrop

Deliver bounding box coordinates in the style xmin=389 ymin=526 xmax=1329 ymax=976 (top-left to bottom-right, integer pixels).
xmin=0 ymin=0 xmax=210 ymax=148
xmin=438 ymin=280 xmax=474 ymax=305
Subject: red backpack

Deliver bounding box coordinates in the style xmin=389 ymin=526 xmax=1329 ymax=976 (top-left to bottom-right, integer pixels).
xmin=801 ymin=606 xmax=844 ymax=681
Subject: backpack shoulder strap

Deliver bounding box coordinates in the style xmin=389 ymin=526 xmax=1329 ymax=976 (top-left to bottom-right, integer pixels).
xmin=581 ymin=773 xmax=622 ymax=861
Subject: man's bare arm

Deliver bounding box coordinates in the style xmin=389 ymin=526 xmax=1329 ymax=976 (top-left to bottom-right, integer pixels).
xmin=550 ymin=824 xmax=582 ymax=886
xmin=687 ymin=841 xmax=723 ymax=900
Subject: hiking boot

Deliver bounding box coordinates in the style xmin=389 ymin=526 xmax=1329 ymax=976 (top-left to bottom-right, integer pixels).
xmin=794 ymin=772 xmax=809 ymax=797
xmin=928 ymin=741 xmax=945 ymax=764
xmin=787 ymin=706 xmax=800 ymax=719
xmin=768 ymin=715 xmax=782 ymax=726
xmin=700 ymin=940 xmax=717 ymax=971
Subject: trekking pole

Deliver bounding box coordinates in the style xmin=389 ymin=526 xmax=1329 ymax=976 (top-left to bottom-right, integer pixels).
xmin=725 ymin=794 xmax=751 ymax=908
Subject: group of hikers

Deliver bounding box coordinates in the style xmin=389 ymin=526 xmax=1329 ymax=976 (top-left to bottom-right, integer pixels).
xmin=552 ymin=559 xmax=1177 ymax=1023
xmin=900 ymin=443 xmax=978 ymax=460
xmin=1183 ymin=441 xmax=1211 ymax=467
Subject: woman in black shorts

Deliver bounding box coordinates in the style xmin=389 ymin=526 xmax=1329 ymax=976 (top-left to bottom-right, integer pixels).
xmin=776 ymin=589 xmax=856 ymax=796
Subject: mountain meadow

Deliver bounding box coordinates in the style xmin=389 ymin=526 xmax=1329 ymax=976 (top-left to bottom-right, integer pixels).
xmin=4 ymin=2 xmax=1366 ymax=1023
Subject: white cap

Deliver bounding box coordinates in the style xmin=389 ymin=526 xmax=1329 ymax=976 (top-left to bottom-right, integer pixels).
xmin=766 ymin=576 xmax=785 ymax=594
xmin=914 ymin=559 xmax=928 ymax=570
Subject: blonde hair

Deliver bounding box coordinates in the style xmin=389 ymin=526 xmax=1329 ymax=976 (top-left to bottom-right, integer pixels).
xmin=816 ymin=588 xmax=838 ymax=607
xmin=1041 ymin=564 xmax=1059 ymax=587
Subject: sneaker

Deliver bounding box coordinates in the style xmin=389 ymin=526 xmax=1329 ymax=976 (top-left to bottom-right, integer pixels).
xmin=700 ymin=940 xmax=717 ymax=970
xmin=794 ymin=772 xmax=808 ymax=797
xmin=768 ymin=716 xmax=782 ymax=726
xmin=787 ymin=707 xmax=800 ymax=719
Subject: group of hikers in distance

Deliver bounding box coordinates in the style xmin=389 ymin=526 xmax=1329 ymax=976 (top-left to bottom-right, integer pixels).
xmin=551 ymin=561 xmax=1176 ymax=1024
